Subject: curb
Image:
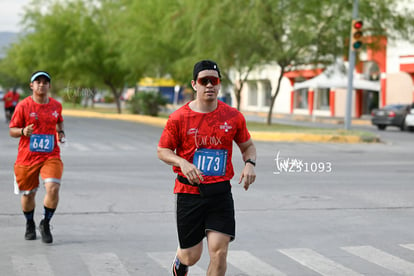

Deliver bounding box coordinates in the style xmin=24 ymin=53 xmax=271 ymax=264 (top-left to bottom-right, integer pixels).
xmin=63 ymin=109 xmax=167 ymax=127
xmin=249 ymin=131 xmax=364 ymax=143
xmin=63 ymin=109 xmax=374 ymax=143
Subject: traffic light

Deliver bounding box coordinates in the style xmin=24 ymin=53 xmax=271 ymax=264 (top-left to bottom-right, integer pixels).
xmin=351 ymin=19 xmax=363 ymax=51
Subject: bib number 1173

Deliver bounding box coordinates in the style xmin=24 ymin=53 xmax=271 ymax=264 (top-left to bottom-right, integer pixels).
xmin=193 ymin=148 xmax=227 ymax=176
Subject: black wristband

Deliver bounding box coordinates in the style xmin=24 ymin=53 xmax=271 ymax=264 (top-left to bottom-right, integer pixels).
xmin=58 ymin=130 xmax=65 ymax=135
xmin=21 ymin=128 xmax=24 ymax=136
xmin=245 ymin=159 xmax=256 ymax=166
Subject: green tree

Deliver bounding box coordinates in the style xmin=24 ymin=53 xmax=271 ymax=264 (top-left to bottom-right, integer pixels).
xmin=156 ymin=0 xmax=414 ymax=124
xmin=160 ymin=0 xmax=266 ymax=111
xmin=3 ymin=0 xmax=414 ymax=122
xmin=6 ymin=0 xmax=133 ymax=113
xmin=245 ymin=0 xmax=414 ymax=124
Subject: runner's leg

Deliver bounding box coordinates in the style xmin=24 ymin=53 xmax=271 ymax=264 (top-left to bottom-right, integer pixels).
xmin=21 ymin=192 xmax=37 ymax=240
xmin=177 ymin=241 xmax=203 ymax=266
xmin=44 ymin=181 xmax=60 ymax=211
xmin=21 ymin=192 xmax=36 ymax=212
xmin=172 ymin=242 xmax=203 ymax=276
xmin=206 ymin=231 xmax=230 ymax=276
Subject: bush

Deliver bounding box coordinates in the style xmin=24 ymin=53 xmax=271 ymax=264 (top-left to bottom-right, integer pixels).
xmin=127 ymin=91 xmax=167 ymax=116
xmin=104 ymin=94 xmax=115 ymax=103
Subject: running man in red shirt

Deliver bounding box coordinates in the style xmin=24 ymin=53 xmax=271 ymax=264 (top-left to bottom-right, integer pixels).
xmin=158 ymin=60 xmax=256 ymax=276
xmin=9 ymin=71 xmax=65 ymax=244
xmin=3 ymin=88 xmax=20 ymax=122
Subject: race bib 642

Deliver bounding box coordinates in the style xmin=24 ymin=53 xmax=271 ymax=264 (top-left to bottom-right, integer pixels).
xmin=30 ymin=134 xmax=54 ymax=153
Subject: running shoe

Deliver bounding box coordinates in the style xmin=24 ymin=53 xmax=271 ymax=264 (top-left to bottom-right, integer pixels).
xmin=39 ymin=219 xmax=53 ymax=243
xmin=25 ymin=220 xmax=36 ymax=240
xmin=171 ymin=254 xmax=188 ymax=276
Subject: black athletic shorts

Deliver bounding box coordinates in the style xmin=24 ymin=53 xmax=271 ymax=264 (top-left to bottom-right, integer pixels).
xmin=176 ymin=191 xmax=235 ymax=249
xmin=5 ymin=106 xmax=15 ymax=113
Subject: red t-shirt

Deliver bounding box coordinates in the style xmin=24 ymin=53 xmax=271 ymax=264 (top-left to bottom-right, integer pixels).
xmin=4 ymin=91 xmax=20 ymax=108
xmin=158 ymin=100 xmax=251 ymax=194
xmin=9 ymin=96 xmax=64 ymax=166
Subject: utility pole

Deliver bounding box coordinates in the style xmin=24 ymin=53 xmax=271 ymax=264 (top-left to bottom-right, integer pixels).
xmin=345 ymin=0 xmax=359 ymax=130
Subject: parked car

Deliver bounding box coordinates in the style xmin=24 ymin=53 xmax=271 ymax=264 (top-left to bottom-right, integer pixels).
xmin=404 ymin=105 xmax=414 ymax=132
xmin=371 ymin=104 xmax=411 ymax=131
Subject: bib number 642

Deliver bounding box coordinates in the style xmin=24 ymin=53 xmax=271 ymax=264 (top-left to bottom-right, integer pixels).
xmin=30 ymin=134 xmax=54 ymax=153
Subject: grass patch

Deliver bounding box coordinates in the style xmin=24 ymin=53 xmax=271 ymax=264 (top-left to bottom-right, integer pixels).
xmin=62 ymin=103 xmax=129 ymax=114
xmin=246 ymin=121 xmax=379 ymax=142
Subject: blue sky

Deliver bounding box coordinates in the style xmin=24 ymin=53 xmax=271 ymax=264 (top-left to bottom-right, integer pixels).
xmin=0 ymin=0 xmax=30 ymax=32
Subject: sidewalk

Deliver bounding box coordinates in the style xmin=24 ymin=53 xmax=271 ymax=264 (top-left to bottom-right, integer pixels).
xmin=62 ymin=109 xmax=377 ymax=143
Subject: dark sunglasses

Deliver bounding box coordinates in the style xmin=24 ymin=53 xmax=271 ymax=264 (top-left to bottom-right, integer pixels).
xmin=197 ymin=76 xmax=221 ymax=86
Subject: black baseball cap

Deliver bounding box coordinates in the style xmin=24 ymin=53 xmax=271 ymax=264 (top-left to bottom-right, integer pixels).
xmin=193 ymin=60 xmax=221 ymax=80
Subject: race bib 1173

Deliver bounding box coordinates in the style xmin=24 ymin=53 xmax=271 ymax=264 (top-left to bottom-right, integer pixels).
xmin=193 ymin=148 xmax=227 ymax=176
xmin=30 ymin=134 xmax=54 ymax=153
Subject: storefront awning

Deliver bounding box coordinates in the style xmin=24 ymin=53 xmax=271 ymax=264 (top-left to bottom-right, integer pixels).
xmin=293 ymin=62 xmax=380 ymax=91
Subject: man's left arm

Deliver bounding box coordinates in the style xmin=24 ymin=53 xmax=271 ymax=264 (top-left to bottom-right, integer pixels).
xmin=56 ymin=121 xmax=65 ymax=142
xmin=237 ymin=139 xmax=256 ymax=191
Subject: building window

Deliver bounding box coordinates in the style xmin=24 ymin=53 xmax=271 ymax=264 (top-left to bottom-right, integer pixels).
xmin=248 ymin=82 xmax=258 ymax=106
xmin=295 ymin=88 xmax=308 ymax=109
xmin=316 ymin=88 xmax=330 ymax=110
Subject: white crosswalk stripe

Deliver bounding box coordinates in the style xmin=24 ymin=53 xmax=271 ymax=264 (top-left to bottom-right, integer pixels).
xmin=227 ymin=250 xmax=286 ymax=276
xmin=342 ymin=245 xmax=414 ymax=275
xmin=147 ymin=251 xmax=205 ymax=275
xmin=6 ymin=244 xmax=414 ymax=275
xmin=279 ymin=248 xmax=363 ymax=276
xmin=61 ymin=142 xmax=139 ymax=152
xmin=11 ymin=254 xmax=54 ymax=276
xmin=81 ymin=252 xmax=130 ymax=276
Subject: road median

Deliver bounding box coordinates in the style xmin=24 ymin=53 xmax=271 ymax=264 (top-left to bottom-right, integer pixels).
xmin=63 ymin=109 xmax=379 ymax=143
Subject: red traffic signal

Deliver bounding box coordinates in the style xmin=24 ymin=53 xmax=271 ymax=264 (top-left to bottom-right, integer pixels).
xmin=354 ymin=21 xmax=363 ymax=29
xmin=351 ymin=19 xmax=363 ymax=51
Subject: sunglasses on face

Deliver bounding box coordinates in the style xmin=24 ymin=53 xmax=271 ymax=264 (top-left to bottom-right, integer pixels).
xmin=197 ymin=76 xmax=221 ymax=86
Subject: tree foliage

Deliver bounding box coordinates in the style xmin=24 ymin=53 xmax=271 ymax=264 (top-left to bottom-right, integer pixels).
xmin=1 ymin=0 xmax=414 ymax=119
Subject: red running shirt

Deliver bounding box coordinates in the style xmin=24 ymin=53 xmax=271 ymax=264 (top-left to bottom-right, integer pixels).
xmin=4 ymin=91 xmax=20 ymax=108
xmin=9 ymin=96 xmax=64 ymax=166
xmin=158 ymin=101 xmax=251 ymax=194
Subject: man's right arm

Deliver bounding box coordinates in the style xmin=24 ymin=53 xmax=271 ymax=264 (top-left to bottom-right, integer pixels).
xmin=9 ymin=127 xmax=25 ymax=138
xmin=10 ymin=124 xmax=34 ymax=138
xmin=157 ymin=147 xmax=204 ymax=184
xmin=157 ymin=147 xmax=184 ymax=167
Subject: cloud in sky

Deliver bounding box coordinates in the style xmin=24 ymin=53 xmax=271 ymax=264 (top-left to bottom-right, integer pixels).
xmin=0 ymin=0 xmax=30 ymax=32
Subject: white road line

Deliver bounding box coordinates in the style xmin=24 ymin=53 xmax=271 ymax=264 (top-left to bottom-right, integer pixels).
xmin=81 ymin=252 xmax=130 ymax=276
xmin=147 ymin=251 xmax=205 ymax=276
xmin=11 ymin=254 xmax=54 ymax=276
xmin=114 ymin=144 xmax=136 ymax=151
xmin=279 ymin=248 xmax=363 ymax=276
xmin=69 ymin=142 xmax=90 ymax=151
xmin=90 ymin=143 xmax=114 ymax=151
xmin=400 ymin=243 xmax=414 ymax=251
xmin=342 ymin=245 xmax=414 ymax=275
xmin=227 ymin=250 xmax=286 ymax=276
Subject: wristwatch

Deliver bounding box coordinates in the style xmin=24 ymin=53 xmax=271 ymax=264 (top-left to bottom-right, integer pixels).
xmin=245 ymin=159 xmax=256 ymax=167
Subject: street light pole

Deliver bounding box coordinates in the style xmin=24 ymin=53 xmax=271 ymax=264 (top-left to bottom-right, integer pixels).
xmin=345 ymin=0 xmax=359 ymax=130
